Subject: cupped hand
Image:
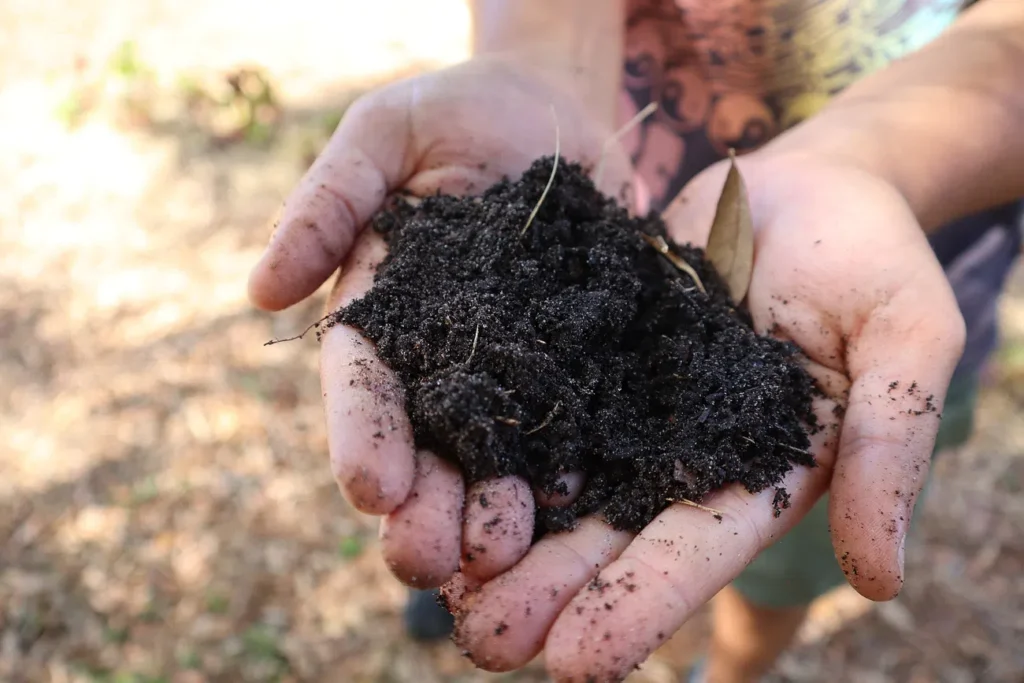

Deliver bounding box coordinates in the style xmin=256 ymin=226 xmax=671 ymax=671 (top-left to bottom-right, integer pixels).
xmin=248 ymin=58 xmax=633 ymax=590
xmin=444 ymin=150 xmax=965 ymax=681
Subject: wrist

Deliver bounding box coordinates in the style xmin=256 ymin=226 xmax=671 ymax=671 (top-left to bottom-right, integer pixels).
xmin=470 ymin=0 xmax=623 ymax=130
xmin=472 ymin=50 xmax=621 ymax=132
xmin=758 ymin=116 xmax=945 ymax=232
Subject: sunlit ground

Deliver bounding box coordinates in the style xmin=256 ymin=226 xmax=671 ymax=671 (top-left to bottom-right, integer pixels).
xmin=1 ymin=2 xmax=1022 ymax=682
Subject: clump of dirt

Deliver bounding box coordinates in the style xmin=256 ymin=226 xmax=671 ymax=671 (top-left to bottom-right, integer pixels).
xmin=333 ymin=157 xmax=817 ymax=534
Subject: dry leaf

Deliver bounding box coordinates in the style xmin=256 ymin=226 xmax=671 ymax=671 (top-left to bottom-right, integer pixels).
xmin=706 ymin=150 xmax=754 ymax=303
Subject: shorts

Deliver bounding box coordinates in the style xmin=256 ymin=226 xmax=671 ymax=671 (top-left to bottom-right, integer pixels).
xmin=730 ymin=374 xmax=979 ymax=608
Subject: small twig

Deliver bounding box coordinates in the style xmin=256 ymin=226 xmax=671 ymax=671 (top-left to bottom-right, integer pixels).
xmin=742 ymin=436 xmax=811 ymax=458
xmin=264 ymin=312 xmax=333 ymax=346
xmin=670 ymin=498 xmax=725 ymax=520
xmin=640 ymin=233 xmax=707 ymax=294
xmin=526 ymin=400 xmax=562 ymax=435
xmin=495 ymin=416 xmax=520 ymax=426
xmin=781 ymin=443 xmax=813 ymax=457
xmin=465 ymin=323 xmax=480 ymax=365
xmin=520 ymin=104 xmax=561 ymax=238
xmin=669 ymin=279 xmax=699 ymax=300
xmin=399 ymin=195 xmax=423 ymax=208
xmin=594 ymin=101 xmax=658 ymax=189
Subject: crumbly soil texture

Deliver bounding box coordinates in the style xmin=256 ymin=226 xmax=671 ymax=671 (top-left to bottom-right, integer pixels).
xmin=334 ymin=157 xmax=818 ymax=534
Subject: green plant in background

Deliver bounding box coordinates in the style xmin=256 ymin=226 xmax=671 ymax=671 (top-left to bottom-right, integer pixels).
xmin=337 ymin=534 xmax=364 ymax=560
xmin=999 ymin=340 xmax=1024 ymax=373
xmin=54 ymin=39 xmax=156 ymax=130
xmin=176 ymin=66 xmax=283 ymax=147
xmin=109 ymin=40 xmax=145 ymax=80
xmin=54 ymin=37 xmax=288 ymax=147
xmin=72 ymin=666 xmax=167 ymax=683
xmin=139 ymin=599 xmax=162 ymax=623
xmin=240 ymin=623 xmax=291 ymax=681
xmin=320 ymin=109 xmax=343 ymax=136
xmin=55 ymin=90 xmax=90 ymax=128
xmin=241 ymin=624 xmax=285 ymax=661
xmin=996 ymin=338 xmax=1024 ymax=406
xmin=102 ymin=624 xmax=130 ymax=644
xmin=225 ymin=67 xmax=281 ymax=145
xmin=130 ymin=476 xmax=159 ymax=505
xmin=110 ymin=673 xmax=166 ymax=683
xmin=107 ymin=40 xmax=159 ymax=128
xmin=176 ymin=647 xmax=202 ymax=670
xmin=205 ymin=592 xmax=230 ymax=614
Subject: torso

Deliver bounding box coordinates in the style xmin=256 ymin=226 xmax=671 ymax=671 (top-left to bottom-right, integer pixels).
xmin=622 ymin=0 xmax=963 ymax=206
xmin=620 ymin=0 xmax=1021 ymax=382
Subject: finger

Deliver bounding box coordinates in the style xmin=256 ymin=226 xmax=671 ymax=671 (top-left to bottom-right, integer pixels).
xmin=320 ymin=230 xmax=415 ymax=514
xmin=830 ymin=285 xmax=966 ymax=600
xmin=534 ymin=471 xmax=586 ymax=507
xmin=381 ymin=451 xmax=465 ymax=588
xmin=461 ymin=477 xmax=535 ymax=581
xmin=248 ymin=86 xmax=413 ymax=311
xmin=452 ymin=517 xmax=633 ymax=672
xmin=439 ymin=570 xmax=485 ymax=621
xmin=544 ymin=395 xmax=839 ymax=683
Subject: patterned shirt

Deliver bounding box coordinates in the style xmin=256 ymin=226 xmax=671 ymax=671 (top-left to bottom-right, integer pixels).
xmin=621 ymin=0 xmax=1021 ymax=380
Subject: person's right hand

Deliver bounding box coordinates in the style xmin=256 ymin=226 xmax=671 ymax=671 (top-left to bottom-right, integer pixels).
xmin=438 ymin=149 xmax=966 ymax=681
xmin=248 ymin=57 xmax=634 ymax=590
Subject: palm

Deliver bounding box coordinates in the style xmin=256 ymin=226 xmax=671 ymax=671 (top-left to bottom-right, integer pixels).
xmin=442 ymin=153 xmax=964 ymax=682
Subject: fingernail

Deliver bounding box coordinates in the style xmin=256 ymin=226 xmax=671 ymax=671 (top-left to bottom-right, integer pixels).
xmin=897 ymin=533 xmax=906 ymax=576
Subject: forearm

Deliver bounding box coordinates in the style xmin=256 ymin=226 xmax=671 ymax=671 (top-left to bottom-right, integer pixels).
xmin=769 ymin=0 xmax=1024 ymax=231
xmin=470 ymin=0 xmax=624 ymax=129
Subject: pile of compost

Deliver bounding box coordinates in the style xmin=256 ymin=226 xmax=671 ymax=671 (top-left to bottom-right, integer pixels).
xmin=332 ymin=158 xmax=817 ymax=534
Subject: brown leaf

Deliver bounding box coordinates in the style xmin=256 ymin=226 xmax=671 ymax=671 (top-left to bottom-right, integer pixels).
xmin=706 ymin=150 xmax=754 ymax=303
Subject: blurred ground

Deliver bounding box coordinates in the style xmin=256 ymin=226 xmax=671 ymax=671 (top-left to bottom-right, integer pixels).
xmin=0 ymin=2 xmax=1022 ymax=682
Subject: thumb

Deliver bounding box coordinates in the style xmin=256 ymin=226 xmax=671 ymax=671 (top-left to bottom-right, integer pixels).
xmin=248 ymin=86 xmax=414 ymax=311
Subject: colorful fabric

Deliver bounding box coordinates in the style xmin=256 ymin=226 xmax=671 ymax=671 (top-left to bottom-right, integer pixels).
xmin=620 ymin=0 xmax=1021 ymax=389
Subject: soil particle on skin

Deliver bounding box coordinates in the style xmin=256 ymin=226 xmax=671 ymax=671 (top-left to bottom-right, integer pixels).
xmin=772 ymin=487 xmax=792 ymax=518
xmin=334 ymin=157 xmax=817 ymax=534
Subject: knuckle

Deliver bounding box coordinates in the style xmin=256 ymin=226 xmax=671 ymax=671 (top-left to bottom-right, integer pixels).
xmin=629 ymin=554 xmax=695 ymax=616
xmin=840 ymin=427 xmax=907 ymax=458
xmin=340 ymin=88 xmax=384 ymax=126
xmin=947 ymin=308 xmax=967 ymax=357
xmin=717 ymin=487 xmax=769 ymax=552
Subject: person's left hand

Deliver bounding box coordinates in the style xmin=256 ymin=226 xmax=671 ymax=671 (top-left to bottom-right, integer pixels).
xmin=441 ymin=147 xmax=965 ymax=682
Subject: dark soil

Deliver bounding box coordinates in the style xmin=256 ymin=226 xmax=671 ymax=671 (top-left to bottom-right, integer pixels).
xmin=333 ymin=157 xmax=817 ymax=534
